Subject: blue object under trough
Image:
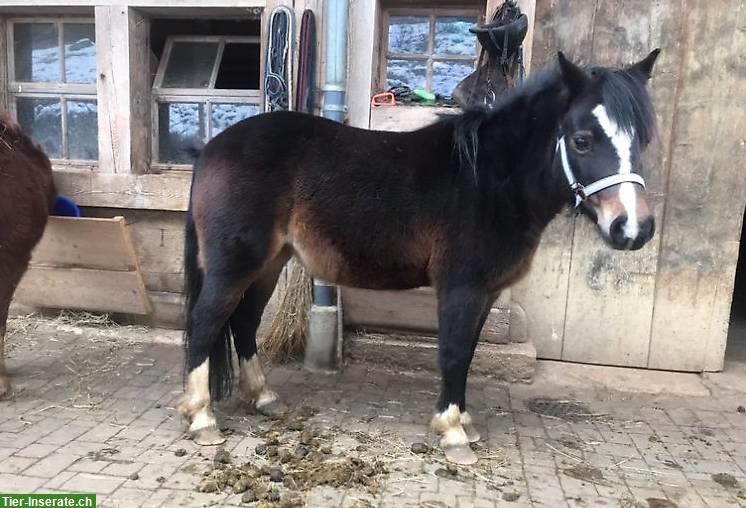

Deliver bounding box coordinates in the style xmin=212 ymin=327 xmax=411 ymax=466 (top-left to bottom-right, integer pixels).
xmin=52 ymin=195 xmax=81 ymax=218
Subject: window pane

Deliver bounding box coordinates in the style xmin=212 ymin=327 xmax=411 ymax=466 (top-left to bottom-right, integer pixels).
xmin=162 ymin=42 xmax=219 ymax=88
xmin=386 ymin=59 xmax=427 ymax=91
xmin=67 ymin=100 xmax=98 ymax=160
xmin=17 ymin=97 xmax=62 ymax=158
xmin=14 ymin=23 xmax=60 ymax=83
xmin=215 ymin=43 xmax=261 ymax=90
xmin=64 ymin=23 xmax=96 ymax=84
xmin=211 ymin=103 xmax=260 ymax=137
xmin=158 ymin=102 xmax=206 ymax=164
xmin=388 ymin=16 xmax=429 ymax=54
xmin=434 ymin=17 xmax=478 ymax=56
xmin=432 ymin=60 xmax=475 ymax=97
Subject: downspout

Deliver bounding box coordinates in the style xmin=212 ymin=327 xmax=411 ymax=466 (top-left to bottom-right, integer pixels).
xmin=305 ymin=0 xmax=348 ymax=372
xmin=313 ymin=0 xmax=348 ymax=307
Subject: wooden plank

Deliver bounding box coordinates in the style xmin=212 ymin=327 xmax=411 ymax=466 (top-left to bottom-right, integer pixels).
xmin=53 ymin=168 xmax=191 ymax=211
xmin=29 ymin=217 xmax=135 ymax=270
xmin=561 ymin=0 xmax=659 ymax=368
xmin=0 ymin=16 xmax=9 ymax=113
xmin=128 ymin=8 xmax=151 ymax=174
xmin=15 ymin=266 xmax=151 ymax=315
xmin=95 ymin=7 xmax=150 ymax=174
xmin=369 ymin=105 xmax=458 ymax=131
xmin=343 ymin=287 xmax=439 ymax=333
xmin=510 ymin=0 xmax=597 ymax=360
xmin=347 ymin=0 xmax=378 ymax=128
xmin=648 ymin=0 xmax=746 ymax=371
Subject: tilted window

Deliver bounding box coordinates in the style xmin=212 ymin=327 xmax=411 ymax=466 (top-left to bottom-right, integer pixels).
xmin=152 ymin=36 xmax=262 ymax=167
xmin=9 ymin=19 xmax=98 ymax=162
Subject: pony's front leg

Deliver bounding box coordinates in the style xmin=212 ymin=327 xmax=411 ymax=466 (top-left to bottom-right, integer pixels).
xmin=431 ymin=285 xmax=490 ymax=465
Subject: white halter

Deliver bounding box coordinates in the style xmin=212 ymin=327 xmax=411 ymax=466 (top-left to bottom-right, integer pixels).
xmin=556 ymin=136 xmax=646 ymax=207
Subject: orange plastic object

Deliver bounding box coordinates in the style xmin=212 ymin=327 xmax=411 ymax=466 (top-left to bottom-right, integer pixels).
xmin=371 ymin=92 xmax=395 ymax=107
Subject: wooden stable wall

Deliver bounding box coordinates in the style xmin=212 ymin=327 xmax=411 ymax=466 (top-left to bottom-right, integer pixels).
xmin=513 ymin=0 xmax=746 ymax=371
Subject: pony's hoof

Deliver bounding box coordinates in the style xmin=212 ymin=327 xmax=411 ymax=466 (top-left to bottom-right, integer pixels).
xmin=191 ymin=426 xmax=226 ymax=446
xmin=443 ymin=444 xmax=478 ymax=465
xmin=256 ymin=399 xmax=288 ymax=419
xmin=463 ymin=423 xmax=481 ymax=443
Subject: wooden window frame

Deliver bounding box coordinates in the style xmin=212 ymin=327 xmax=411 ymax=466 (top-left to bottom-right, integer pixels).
xmin=151 ymin=35 xmax=262 ymax=171
xmin=379 ymin=7 xmax=482 ymax=95
xmin=7 ymin=17 xmax=98 ymax=165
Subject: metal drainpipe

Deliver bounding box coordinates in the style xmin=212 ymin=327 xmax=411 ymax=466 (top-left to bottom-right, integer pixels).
xmin=314 ymin=0 xmax=348 ymax=307
xmin=304 ymin=0 xmax=348 ymax=373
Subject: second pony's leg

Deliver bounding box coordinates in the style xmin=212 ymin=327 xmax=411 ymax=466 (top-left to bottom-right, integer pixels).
xmin=0 ymin=254 xmax=30 ymax=399
xmin=231 ymin=249 xmax=292 ymax=417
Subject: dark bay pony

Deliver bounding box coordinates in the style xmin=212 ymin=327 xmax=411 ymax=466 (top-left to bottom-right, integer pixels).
xmin=180 ymin=50 xmax=660 ymax=464
xmin=0 ymin=115 xmax=56 ymax=398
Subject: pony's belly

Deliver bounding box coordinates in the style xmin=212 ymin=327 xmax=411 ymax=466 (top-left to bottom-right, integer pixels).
xmin=290 ymin=240 xmax=429 ymax=290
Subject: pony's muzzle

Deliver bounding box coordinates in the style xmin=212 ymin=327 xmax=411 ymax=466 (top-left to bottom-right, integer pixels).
xmin=609 ymin=214 xmax=655 ymax=250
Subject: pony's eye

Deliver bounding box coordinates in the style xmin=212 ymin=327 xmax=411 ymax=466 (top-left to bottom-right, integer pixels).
xmin=572 ymin=133 xmax=593 ymax=153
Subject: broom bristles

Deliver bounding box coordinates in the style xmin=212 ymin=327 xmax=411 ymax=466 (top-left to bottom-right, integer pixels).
xmin=259 ymin=257 xmax=313 ymax=362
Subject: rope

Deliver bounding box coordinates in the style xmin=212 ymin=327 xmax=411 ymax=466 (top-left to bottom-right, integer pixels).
xmin=265 ymin=5 xmax=295 ymax=112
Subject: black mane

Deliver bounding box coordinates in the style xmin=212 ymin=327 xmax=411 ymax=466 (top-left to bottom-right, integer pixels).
xmin=450 ymin=61 xmax=657 ymax=180
xmin=450 ymin=67 xmax=564 ymax=180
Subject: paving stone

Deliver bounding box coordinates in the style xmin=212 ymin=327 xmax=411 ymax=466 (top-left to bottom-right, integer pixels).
xmin=0 ymin=473 xmax=47 ymax=493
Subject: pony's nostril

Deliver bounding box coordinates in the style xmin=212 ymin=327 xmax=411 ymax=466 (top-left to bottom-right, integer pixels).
xmin=639 ymin=217 xmax=655 ymax=239
xmin=609 ymin=216 xmax=628 ymax=244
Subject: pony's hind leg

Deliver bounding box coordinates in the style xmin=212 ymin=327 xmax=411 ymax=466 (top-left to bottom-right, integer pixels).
xmin=231 ymin=249 xmax=291 ymax=417
xmin=179 ymin=273 xmax=249 ymax=445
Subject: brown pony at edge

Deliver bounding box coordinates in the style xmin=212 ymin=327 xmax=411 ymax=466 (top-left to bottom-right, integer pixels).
xmin=0 ymin=114 xmax=56 ymax=397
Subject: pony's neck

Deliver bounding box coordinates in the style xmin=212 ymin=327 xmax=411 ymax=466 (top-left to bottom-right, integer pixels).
xmin=479 ymin=72 xmax=574 ymax=228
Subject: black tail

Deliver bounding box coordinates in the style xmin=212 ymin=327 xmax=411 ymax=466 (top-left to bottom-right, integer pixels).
xmin=183 ymin=195 xmax=234 ymax=401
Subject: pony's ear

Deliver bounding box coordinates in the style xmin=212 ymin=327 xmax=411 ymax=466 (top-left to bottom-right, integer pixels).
xmin=558 ymin=51 xmax=589 ymax=97
xmin=627 ymin=48 xmax=661 ymax=82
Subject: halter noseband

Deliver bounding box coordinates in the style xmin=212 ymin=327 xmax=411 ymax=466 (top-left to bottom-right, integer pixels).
xmin=556 ymin=136 xmax=646 ymax=208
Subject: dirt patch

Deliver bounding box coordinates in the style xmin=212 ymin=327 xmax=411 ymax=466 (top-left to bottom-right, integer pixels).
xmin=563 ymin=464 xmax=606 ymax=485
xmin=711 ymin=472 xmax=739 ymax=488
xmin=645 ymin=499 xmax=678 ymax=508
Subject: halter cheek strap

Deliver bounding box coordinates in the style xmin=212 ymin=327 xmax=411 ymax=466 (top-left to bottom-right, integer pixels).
xmin=556 ymin=136 xmax=646 ymax=208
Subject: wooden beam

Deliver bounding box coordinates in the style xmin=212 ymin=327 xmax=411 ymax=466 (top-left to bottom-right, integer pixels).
xmin=347 ymin=0 xmax=378 ymax=128
xmin=53 ymin=167 xmax=191 ymax=211
xmin=95 ymin=6 xmax=151 ymax=174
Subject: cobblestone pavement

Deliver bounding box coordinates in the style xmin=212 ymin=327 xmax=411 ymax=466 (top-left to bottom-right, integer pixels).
xmin=0 ymin=315 xmax=745 ymax=508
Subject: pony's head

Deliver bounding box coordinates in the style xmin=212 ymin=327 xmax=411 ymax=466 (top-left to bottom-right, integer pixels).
xmin=556 ymin=49 xmax=660 ymax=250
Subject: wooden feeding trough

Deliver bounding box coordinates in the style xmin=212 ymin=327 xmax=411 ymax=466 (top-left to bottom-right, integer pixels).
xmin=15 ymin=216 xmax=151 ymax=316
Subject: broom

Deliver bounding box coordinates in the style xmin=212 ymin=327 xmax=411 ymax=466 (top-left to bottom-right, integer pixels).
xmin=258 ymin=10 xmax=317 ymax=362
xmin=259 ymin=257 xmax=313 ymax=362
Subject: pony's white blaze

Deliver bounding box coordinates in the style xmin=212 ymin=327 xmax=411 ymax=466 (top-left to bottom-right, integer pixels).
xmin=592 ymin=104 xmax=640 ymax=239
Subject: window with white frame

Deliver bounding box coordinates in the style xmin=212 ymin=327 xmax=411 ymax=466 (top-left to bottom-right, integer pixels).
xmin=9 ymin=19 xmax=98 ymax=162
xmin=382 ymin=9 xmax=480 ymax=98
xmin=152 ymin=35 xmax=262 ymax=166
